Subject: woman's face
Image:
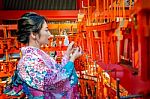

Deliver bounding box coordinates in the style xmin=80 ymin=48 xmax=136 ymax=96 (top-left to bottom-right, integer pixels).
xmin=38 ymin=21 xmax=51 ymax=45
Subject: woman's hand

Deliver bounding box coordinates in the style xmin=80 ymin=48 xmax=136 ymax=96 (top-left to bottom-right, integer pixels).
xmin=70 ymin=47 xmax=83 ymax=62
xmin=66 ymin=41 xmax=75 ymax=56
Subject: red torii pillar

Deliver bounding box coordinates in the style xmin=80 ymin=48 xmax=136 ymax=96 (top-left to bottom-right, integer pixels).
xmin=134 ymin=0 xmax=150 ymax=81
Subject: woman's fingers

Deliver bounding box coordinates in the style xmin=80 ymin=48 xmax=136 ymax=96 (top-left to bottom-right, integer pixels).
xmin=70 ymin=41 xmax=75 ymax=45
xmin=66 ymin=41 xmax=75 ymax=55
xmin=74 ymin=47 xmax=83 ymax=58
xmin=74 ymin=47 xmax=79 ymax=53
xmin=79 ymin=47 xmax=83 ymax=53
xmin=69 ymin=41 xmax=75 ymax=48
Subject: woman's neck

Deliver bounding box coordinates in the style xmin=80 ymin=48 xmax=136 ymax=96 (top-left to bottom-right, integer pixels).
xmin=28 ymin=41 xmax=40 ymax=49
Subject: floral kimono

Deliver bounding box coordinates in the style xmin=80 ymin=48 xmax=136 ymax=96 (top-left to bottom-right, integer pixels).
xmin=4 ymin=46 xmax=79 ymax=99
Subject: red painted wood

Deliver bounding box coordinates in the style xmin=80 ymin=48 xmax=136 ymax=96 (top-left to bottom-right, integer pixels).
xmin=0 ymin=10 xmax=78 ymax=20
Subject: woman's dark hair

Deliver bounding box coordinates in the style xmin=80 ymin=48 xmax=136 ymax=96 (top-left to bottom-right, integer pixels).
xmin=17 ymin=12 xmax=46 ymax=44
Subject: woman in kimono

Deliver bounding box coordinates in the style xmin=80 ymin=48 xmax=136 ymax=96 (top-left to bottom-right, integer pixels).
xmin=4 ymin=12 xmax=83 ymax=99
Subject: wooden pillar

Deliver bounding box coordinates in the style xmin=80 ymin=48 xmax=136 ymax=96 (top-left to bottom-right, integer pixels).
xmin=131 ymin=24 xmax=138 ymax=69
xmin=87 ymin=31 xmax=96 ymax=59
xmin=133 ymin=0 xmax=150 ymax=82
xmin=0 ymin=0 xmax=3 ymax=10
xmin=137 ymin=12 xmax=150 ymax=81
xmin=0 ymin=0 xmax=3 ymax=37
